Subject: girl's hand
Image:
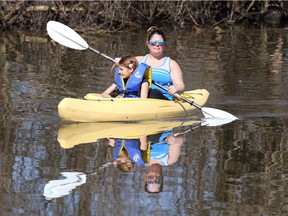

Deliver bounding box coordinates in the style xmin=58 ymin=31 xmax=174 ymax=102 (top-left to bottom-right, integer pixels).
xmin=101 ymin=93 xmax=112 ymax=98
xmin=114 ymin=57 xmax=121 ymax=64
xmin=108 ymin=139 xmax=115 ymax=147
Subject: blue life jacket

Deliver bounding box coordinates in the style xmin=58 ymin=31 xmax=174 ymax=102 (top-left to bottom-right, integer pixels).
xmin=114 ymin=63 xmax=151 ymax=98
xmin=113 ymin=139 xmax=145 ymax=166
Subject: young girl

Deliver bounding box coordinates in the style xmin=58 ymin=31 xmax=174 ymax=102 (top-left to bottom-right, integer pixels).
xmin=108 ymin=137 xmax=147 ymax=172
xmin=101 ymin=55 xmax=151 ymax=98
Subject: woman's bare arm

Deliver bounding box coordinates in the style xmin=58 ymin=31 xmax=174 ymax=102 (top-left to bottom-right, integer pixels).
xmin=170 ymin=59 xmax=185 ymax=94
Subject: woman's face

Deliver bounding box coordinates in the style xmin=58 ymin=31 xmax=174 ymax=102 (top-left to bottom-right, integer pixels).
xmin=144 ymin=163 xmax=163 ymax=193
xmin=147 ymin=33 xmax=165 ymax=56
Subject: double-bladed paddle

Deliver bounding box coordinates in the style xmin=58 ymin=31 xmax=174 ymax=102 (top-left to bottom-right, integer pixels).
xmin=46 ymin=20 xmax=238 ymax=120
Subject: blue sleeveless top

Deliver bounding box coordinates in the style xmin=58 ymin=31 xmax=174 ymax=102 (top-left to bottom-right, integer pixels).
xmin=149 ymin=130 xmax=174 ymax=166
xmin=140 ymin=54 xmax=173 ymax=100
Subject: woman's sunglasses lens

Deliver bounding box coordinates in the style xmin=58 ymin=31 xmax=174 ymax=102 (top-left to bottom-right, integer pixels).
xmin=150 ymin=40 xmax=165 ymax=46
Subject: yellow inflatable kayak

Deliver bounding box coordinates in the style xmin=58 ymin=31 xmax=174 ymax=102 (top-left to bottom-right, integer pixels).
xmin=58 ymin=89 xmax=209 ymax=122
xmin=57 ymin=119 xmax=201 ymax=149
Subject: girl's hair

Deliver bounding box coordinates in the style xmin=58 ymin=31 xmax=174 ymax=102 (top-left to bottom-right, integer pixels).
xmin=117 ymin=149 xmax=137 ymax=172
xmin=119 ymin=55 xmax=139 ymax=70
xmin=146 ymin=26 xmax=166 ymax=42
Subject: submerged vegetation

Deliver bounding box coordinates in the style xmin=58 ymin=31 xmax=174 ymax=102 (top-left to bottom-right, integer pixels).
xmin=1 ymin=1 xmax=288 ymax=31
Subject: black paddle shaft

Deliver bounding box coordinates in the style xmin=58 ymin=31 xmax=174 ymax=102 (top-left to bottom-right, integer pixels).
xmin=152 ymin=81 xmax=202 ymax=110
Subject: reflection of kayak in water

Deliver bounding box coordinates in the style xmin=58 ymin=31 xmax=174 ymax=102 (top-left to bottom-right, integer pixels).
xmin=57 ymin=120 xmax=201 ymax=149
xmin=43 ymin=172 xmax=86 ymax=200
xmin=58 ymin=89 xmax=209 ymax=122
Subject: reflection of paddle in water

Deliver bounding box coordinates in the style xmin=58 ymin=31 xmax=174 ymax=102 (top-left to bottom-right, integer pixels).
xmin=43 ymin=162 xmax=112 ymax=200
xmin=43 ymin=172 xmax=86 ymax=200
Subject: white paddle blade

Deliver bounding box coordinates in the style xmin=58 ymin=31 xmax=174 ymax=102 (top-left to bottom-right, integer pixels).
xmin=47 ymin=21 xmax=89 ymax=50
xmin=201 ymin=118 xmax=236 ymax=127
xmin=201 ymin=107 xmax=238 ymax=120
xmin=43 ymin=172 xmax=86 ymax=200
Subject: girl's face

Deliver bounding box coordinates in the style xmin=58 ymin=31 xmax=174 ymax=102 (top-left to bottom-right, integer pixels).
xmin=147 ymin=33 xmax=165 ymax=55
xmin=113 ymin=153 xmax=133 ymax=168
xmin=119 ymin=65 xmax=133 ymax=79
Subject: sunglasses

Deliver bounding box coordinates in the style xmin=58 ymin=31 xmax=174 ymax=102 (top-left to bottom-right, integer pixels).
xmin=149 ymin=40 xmax=165 ymax=46
xmin=145 ymin=175 xmax=163 ymax=190
xmin=145 ymin=175 xmax=163 ymax=184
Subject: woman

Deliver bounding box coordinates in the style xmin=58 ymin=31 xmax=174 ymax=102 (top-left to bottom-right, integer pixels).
xmin=144 ymin=131 xmax=185 ymax=193
xmin=136 ymin=26 xmax=185 ymax=100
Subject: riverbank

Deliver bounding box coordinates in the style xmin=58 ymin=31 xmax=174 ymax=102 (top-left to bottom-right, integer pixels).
xmin=1 ymin=1 xmax=288 ymax=31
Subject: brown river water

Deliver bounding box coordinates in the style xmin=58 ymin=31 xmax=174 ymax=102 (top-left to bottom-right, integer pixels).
xmin=1 ymin=25 xmax=288 ymax=215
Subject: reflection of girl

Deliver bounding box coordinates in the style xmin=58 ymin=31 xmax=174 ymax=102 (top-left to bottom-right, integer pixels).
xmin=109 ymin=137 xmax=147 ymax=172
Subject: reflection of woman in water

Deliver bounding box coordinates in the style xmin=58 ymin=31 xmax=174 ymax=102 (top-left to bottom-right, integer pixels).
xmin=144 ymin=131 xmax=184 ymax=193
xmin=108 ymin=137 xmax=147 ymax=172
xmin=108 ymin=130 xmax=184 ymax=193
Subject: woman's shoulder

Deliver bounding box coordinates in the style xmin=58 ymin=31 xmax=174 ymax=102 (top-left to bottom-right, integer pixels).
xmin=169 ymin=58 xmax=180 ymax=67
xmin=136 ymin=56 xmax=145 ymax=62
xmin=136 ymin=54 xmax=150 ymax=63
